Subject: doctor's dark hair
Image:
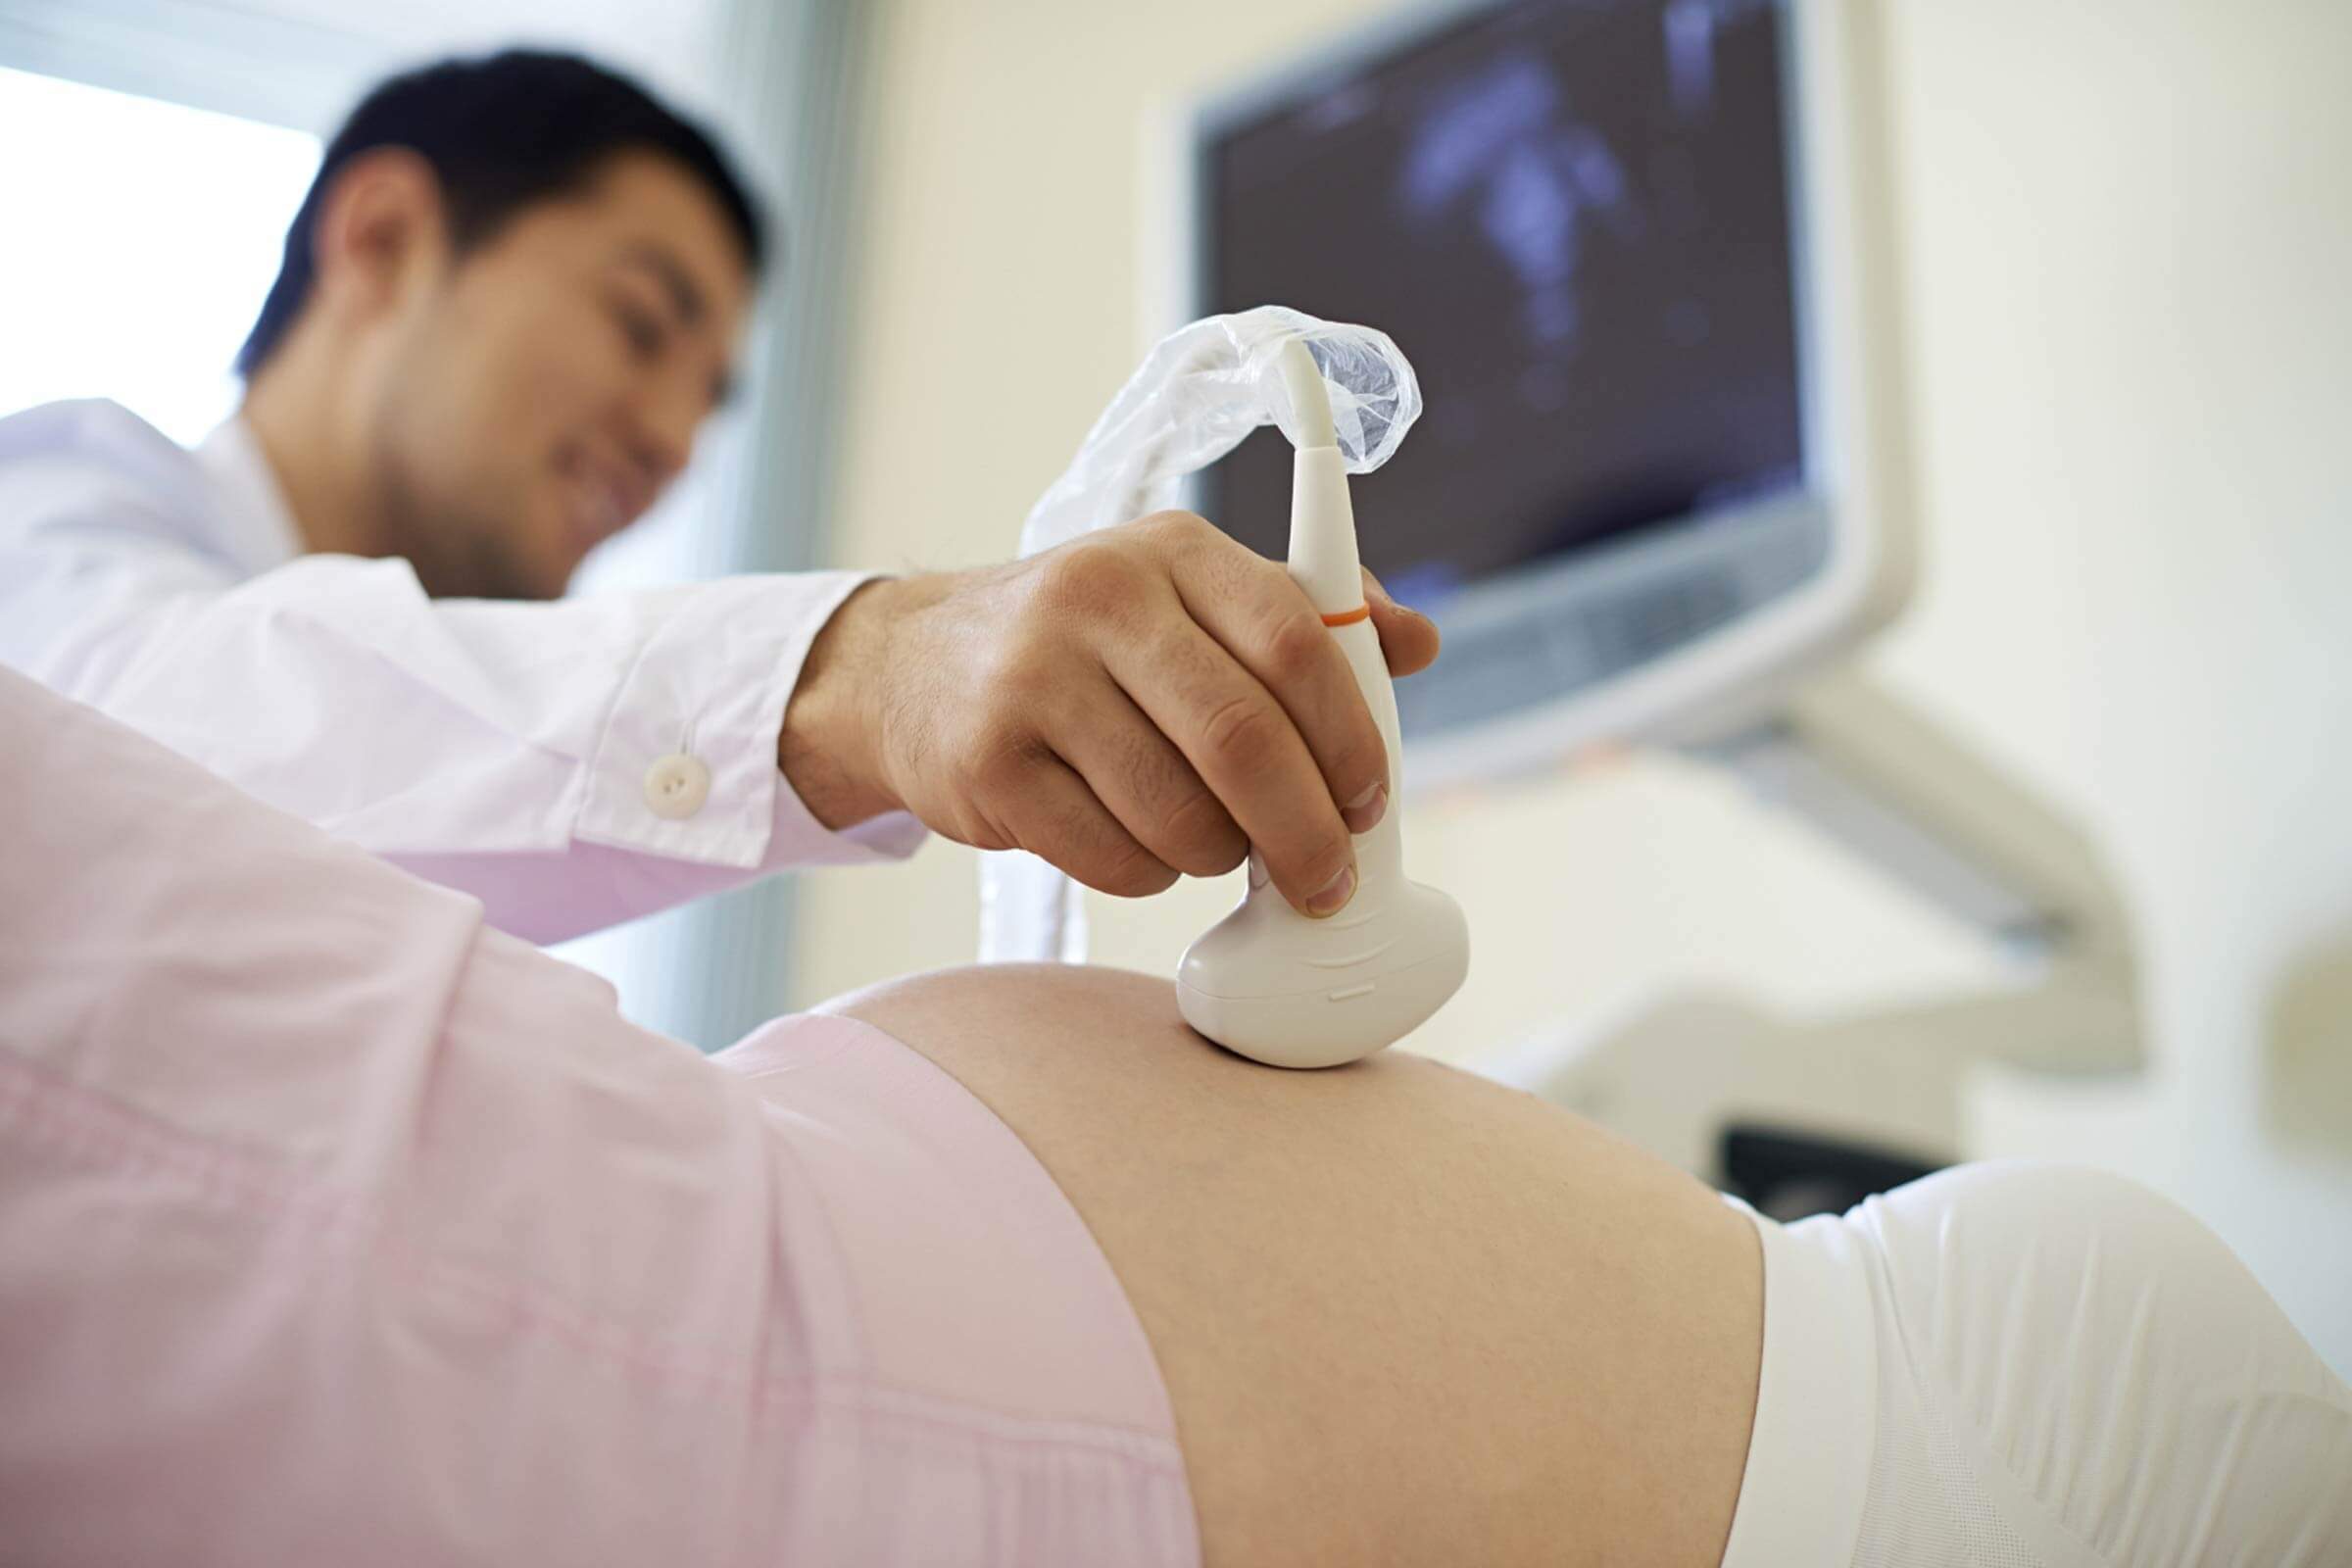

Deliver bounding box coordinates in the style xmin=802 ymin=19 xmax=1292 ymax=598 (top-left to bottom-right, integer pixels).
xmin=235 ymin=49 xmax=765 ymax=376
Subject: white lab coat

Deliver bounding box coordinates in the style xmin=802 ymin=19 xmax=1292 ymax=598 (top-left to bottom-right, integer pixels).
xmin=0 ymin=399 xmax=926 ymax=942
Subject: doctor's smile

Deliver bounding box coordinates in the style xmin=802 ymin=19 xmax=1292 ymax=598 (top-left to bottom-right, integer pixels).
xmin=0 ymin=6 xmax=2345 ymax=1565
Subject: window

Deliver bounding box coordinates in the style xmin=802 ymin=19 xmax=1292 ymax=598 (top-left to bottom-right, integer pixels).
xmin=0 ymin=66 xmax=318 ymax=440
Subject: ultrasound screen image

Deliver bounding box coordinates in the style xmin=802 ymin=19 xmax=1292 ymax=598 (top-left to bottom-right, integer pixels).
xmin=1200 ymin=0 xmax=1804 ymax=603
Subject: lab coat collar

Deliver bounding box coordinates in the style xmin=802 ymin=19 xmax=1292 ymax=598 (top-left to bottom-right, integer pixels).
xmin=193 ymin=415 xmax=304 ymax=575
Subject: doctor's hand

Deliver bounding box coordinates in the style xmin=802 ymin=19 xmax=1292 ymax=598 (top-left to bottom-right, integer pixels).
xmin=780 ymin=512 xmax=1441 ymax=917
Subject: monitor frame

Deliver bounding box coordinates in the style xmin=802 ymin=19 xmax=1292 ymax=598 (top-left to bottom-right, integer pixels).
xmin=1172 ymin=0 xmax=1916 ymax=793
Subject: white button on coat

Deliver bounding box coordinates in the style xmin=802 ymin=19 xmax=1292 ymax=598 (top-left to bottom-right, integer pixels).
xmin=644 ymin=753 xmax=713 ymax=819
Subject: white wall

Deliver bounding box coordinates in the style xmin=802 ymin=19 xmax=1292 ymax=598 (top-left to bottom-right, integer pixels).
xmin=798 ymin=0 xmax=2352 ymax=1370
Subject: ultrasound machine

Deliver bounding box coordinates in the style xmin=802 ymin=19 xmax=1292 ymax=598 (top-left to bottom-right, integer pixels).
xmin=1176 ymin=0 xmax=2142 ymax=1215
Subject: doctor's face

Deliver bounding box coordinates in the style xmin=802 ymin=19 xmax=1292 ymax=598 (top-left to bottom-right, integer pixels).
xmin=374 ymin=151 xmax=755 ymax=600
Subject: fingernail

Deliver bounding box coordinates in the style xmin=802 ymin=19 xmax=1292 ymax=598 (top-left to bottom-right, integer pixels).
xmin=1342 ymin=782 xmax=1387 ymax=835
xmin=1366 ymin=573 xmax=1432 ymax=626
xmin=1307 ymin=863 xmax=1356 ymax=916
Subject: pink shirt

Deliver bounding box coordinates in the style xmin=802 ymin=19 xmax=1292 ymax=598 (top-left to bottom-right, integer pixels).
xmin=0 ymin=665 xmax=1197 ymax=1564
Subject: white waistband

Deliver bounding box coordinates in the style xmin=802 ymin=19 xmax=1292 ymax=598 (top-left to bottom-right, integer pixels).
xmin=1715 ymin=1200 xmax=1878 ymax=1568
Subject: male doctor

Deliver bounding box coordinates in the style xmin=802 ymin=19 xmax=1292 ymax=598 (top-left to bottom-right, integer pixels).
xmin=0 ymin=50 xmax=1438 ymax=941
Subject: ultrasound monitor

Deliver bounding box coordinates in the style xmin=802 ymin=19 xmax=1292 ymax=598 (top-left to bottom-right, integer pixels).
xmin=1185 ymin=0 xmax=1915 ymax=790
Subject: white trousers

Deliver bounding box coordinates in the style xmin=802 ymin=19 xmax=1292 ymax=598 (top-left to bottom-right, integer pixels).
xmin=1719 ymin=1161 xmax=2351 ymax=1567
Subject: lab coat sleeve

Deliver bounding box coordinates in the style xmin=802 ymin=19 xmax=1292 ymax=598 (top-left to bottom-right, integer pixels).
xmin=0 ymin=480 xmax=926 ymax=944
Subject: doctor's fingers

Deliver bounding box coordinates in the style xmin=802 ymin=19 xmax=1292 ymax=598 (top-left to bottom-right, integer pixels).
xmin=981 ymin=749 xmax=1181 ymax=901
xmin=1047 ymin=683 xmax=1250 ymax=881
xmin=1154 ymin=522 xmax=1392 ymax=836
xmin=1101 ymin=617 xmax=1360 ymax=919
xmin=1362 ymin=566 xmax=1442 ymax=677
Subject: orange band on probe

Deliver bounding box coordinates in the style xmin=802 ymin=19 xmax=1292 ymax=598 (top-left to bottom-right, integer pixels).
xmin=1321 ymin=604 xmax=1371 ymax=627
